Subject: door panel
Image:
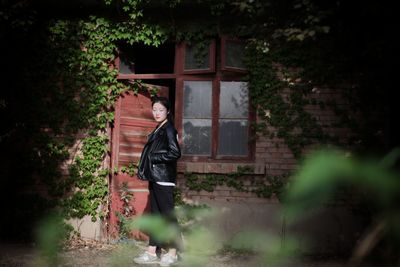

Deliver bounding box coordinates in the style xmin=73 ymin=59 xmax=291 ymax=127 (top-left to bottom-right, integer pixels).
xmin=109 ymin=85 xmax=169 ymax=239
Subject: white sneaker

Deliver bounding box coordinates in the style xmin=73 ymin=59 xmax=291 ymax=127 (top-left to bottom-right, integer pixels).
xmin=159 ymin=253 xmax=178 ymax=266
xmin=133 ymin=252 xmax=159 ymax=264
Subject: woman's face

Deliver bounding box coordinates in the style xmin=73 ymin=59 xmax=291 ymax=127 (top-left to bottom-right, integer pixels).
xmin=152 ymin=102 xmax=168 ymax=123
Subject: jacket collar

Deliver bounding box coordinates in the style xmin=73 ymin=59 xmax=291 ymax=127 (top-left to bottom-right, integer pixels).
xmin=147 ymin=120 xmax=169 ymax=143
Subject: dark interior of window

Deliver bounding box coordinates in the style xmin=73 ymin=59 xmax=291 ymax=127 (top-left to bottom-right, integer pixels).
xmin=118 ymin=42 xmax=175 ymax=74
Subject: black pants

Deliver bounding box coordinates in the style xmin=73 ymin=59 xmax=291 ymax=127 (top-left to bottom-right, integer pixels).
xmin=148 ymin=182 xmax=181 ymax=251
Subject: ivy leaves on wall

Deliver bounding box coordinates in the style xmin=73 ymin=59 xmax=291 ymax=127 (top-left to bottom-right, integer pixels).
xmin=245 ymin=39 xmax=328 ymax=159
xmin=184 ymin=166 xmax=288 ymax=201
xmin=45 ymin=17 xmax=168 ymax=221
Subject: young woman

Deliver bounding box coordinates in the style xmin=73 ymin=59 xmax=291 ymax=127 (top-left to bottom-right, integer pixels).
xmin=134 ymin=96 xmax=182 ymax=266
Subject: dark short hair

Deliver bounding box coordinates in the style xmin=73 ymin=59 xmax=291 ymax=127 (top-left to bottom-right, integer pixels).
xmin=151 ymin=96 xmax=174 ymax=123
xmin=151 ymin=96 xmax=171 ymax=111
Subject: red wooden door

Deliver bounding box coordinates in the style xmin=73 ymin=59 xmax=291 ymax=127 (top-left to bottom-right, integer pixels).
xmin=109 ymin=85 xmax=169 ymax=239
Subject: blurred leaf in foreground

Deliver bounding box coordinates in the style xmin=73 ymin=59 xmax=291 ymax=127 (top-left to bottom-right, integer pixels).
xmin=230 ymin=229 xmax=300 ymax=266
xmin=283 ymin=149 xmax=400 ymax=222
xmin=125 ymin=214 xmax=179 ymax=244
xmin=30 ymin=214 xmax=71 ymax=267
xmin=282 ymin=148 xmax=400 ymax=266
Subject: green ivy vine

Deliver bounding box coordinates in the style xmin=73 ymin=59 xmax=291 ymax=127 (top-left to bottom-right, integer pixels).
xmin=184 ymin=166 xmax=288 ymax=200
xmin=45 ymin=16 xmax=169 ymax=221
xmin=115 ymin=181 xmax=135 ymax=239
xmin=244 ymin=39 xmax=331 ymax=159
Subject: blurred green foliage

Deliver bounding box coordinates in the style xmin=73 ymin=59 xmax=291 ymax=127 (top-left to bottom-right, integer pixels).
xmin=30 ymin=214 xmax=72 ymax=267
xmin=283 ymin=148 xmax=400 ymax=265
xmin=284 ymin=149 xmax=400 ymax=223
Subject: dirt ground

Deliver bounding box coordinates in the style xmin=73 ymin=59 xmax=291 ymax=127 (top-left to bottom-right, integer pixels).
xmin=0 ymin=240 xmax=380 ymax=267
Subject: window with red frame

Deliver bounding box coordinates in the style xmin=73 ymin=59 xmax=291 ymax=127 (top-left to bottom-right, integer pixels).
xmin=177 ymin=37 xmax=251 ymax=159
xmin=181 ymin=41 xmax=216 ymax=74
xmin=221 ymin=37 xmax=247 ymax=72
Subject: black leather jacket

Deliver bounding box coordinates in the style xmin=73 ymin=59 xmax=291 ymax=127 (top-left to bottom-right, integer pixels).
xmin=137 ymin=121 xmax=181 ymax=183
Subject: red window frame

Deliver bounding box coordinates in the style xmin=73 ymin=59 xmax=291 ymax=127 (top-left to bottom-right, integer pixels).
xmin=175 ymin=75 xmax=255 ymax=162
xmin=175 ymin=77 xmax=217 ymax=161
xmin=176 ymin=41 xmax=216 ymax=75
xmin=220 ymin=36 xmax=248 ymax=73
xmin=114 ymin=39 xmax=254 ymax=162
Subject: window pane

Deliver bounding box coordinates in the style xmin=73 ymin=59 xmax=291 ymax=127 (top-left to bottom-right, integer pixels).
xmin=220 ymin=82 xmax=248 ymax=118
xmin=183 ymin=81 xmax=212 ymax=155
xmin=218 ymin=119 xmax=248 ymax=156
xmin=183 ymin=119 xmax=212 ymax=155
xmin=185 ymin=44 xmax=210 ymax=70
xmin=218 ymin=81 xmax=249 ymax=156
xmin=183 ymin=81 xmax=212 ymax=118
xmin=225 ymin=41 xmax=246 ymax=69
